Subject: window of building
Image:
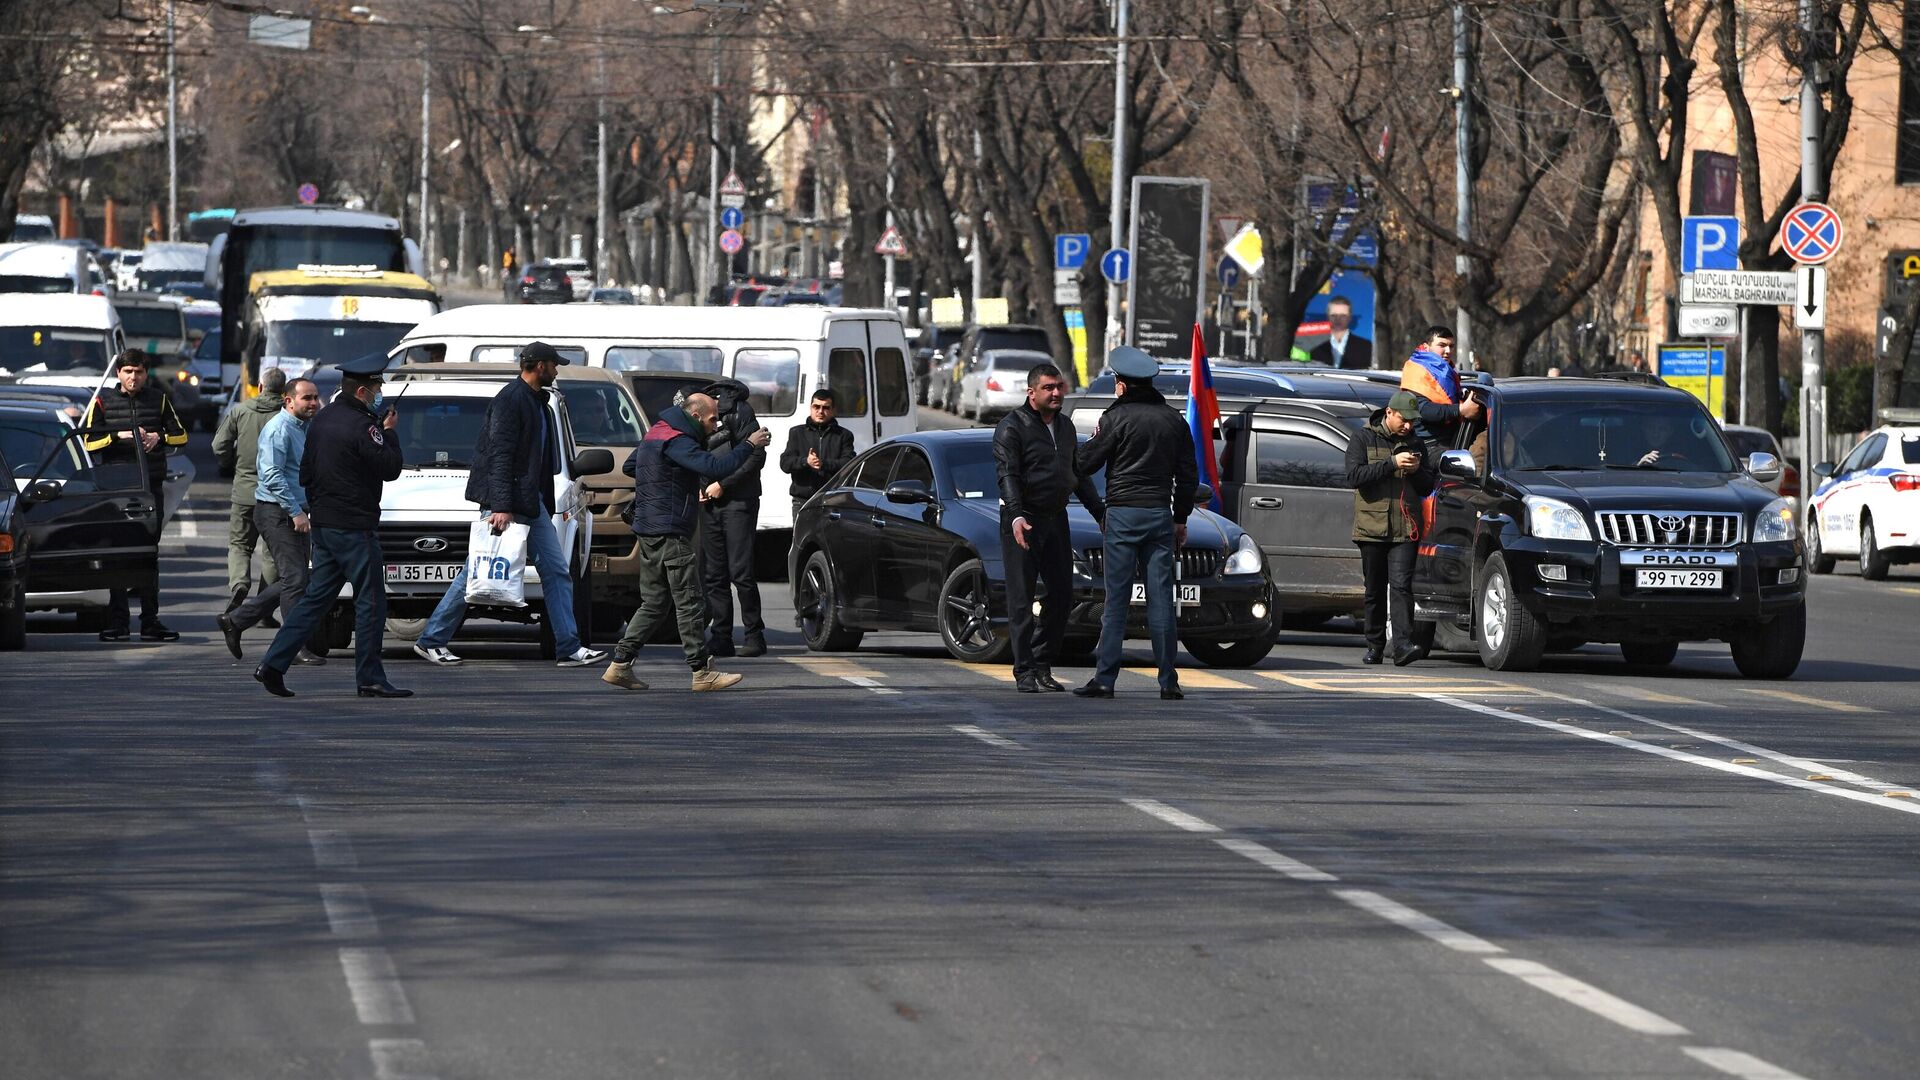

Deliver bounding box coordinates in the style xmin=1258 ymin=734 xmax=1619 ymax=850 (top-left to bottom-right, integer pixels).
xmin=1902 ymin=0 xmax=1920 ymax=183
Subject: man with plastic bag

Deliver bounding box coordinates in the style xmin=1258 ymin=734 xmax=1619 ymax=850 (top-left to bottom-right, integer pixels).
xmin=603 ymin=392 xmax=771 ymax=692
xmin=411 ymin=341 xmax=608 ymax=669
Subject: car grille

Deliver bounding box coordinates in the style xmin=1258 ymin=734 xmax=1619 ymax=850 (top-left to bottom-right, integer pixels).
xmin=377 ymin=524 xmax=467 ymax=561
xmin=1596 ymin=511 xmax=1742 ymax=547
xmin=1084 ymin=547 xmax=1222 ymax=579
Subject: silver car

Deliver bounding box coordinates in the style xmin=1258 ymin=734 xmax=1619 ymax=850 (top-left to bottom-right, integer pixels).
xmin=956 ymin=348 xmax=1055 ymax=422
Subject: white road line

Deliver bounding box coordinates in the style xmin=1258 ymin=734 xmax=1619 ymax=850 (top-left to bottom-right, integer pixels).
xmin=1484 ymin=957 xmax=1689 ymax=1035
xmin=369 ymin=1038 xmax=440 ymax=1080
xmin=844 ymin=675 xmax=902 ymax=695
xmin=308 ymin=829 xmax=359 ymax=871
xmin=1122 ymin=797 xmax=1222 ymax=833
xmin=1213 ymin=837 xmax=1338 ymax=882
xmin=1430 ymin=695 xmax=1920 ymax=819
xmin=338 ymin=947 xmax=415 ymax=1025
xmin=320 ymin=883 xmax=379 ymax=939
xmin=1331 ymin=888 xmax=1505 ymax=954
xmin=1683 ymin=1047 xmax=1812 ymax=1079
xmin=951 ymin=724 xmax=1023 ymax=750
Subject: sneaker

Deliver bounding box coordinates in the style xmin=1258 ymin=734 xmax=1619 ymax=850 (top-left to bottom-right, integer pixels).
xmin=739 ymin=632 xmax=767 ymax=657
xmin=691 ymin=665 xmax=744 ymax=692
xmin=557 ymin=646 xmax=608 ymax=668
xmin=140 ymin=621 xmax=180 ymax=642
xmin=602 ymin=661 xmax=650 ymax=690
xmin=412 ymin=644 xmax=463 ymax=666
xmin=99 ymin=626 xmax=130 ymax=642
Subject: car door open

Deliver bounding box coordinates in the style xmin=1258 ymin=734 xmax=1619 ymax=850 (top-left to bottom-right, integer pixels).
xmin=17 ymin=426 xmax=158 ymax=594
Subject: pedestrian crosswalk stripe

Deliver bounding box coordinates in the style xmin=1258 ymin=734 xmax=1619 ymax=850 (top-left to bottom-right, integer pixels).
xmin=1257 ymin=671 xmax=1539 ymax=696
xmin=1582 ymin=682 xmax=1719 ymax=708
xmin=782 ymin=656 xmax=886 ymax=680
xmin=1735 ymin=688 xmax=1874 ymax=714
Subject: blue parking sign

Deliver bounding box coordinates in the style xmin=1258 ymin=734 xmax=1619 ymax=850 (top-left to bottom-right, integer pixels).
xmin=1055 ymin=233 xmax=1091 ymax=271
xmin=1682 ymin=216 xmax=1739 ymax=273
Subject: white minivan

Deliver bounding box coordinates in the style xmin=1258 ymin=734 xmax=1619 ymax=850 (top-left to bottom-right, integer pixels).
xmin=0 ymin=242 xmax=94 ymax=295
xmin=387 ymin=305 xmax=917 ymax=531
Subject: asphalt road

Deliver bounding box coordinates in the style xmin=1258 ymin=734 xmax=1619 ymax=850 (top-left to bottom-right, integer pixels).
xmin=2 ymin=430 xmax=1916 ymax=1080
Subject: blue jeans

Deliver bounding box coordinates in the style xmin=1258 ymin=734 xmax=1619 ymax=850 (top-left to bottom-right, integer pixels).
xmin=1093 ymin=505 xmax=1179 ymax=691
xmin=417 ymin=512 xmax=580 ymax=655
xmin=262 ymin=527 xmax=389 ymax=687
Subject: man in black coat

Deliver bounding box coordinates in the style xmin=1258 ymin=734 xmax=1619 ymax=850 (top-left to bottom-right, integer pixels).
xmin=81 ymin=351 xmax=188 ymax=641
xmin=779 ymin=387 xmax=856 ymax=517
xmin=994 ymin=362 xmax=1105 ymax=693
xmin=695 ymin=377 xmax=768 ymax=657
xmin=1308 ymin=297 xmax=1375 ymax=370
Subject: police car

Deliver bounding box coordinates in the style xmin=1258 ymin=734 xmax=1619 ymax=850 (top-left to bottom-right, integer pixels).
xmin=1808 ymin=410 xmax=1920 ymax=579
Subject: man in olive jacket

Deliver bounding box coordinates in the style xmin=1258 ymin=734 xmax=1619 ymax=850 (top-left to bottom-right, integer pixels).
xmin=212 ymin=366 xmax=286 ymax=610
xmin=1345 ymin=389 xmax=1435 ymax=667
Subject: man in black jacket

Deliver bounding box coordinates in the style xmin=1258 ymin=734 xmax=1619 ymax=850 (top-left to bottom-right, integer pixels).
xmin=779 ymin=388 xmax=856 ymax=516
xmin=81 ymin=351 xmax=188 ymax=642
xmin=411 ymin=342 xmax=608 ymax=669
xmin=1072 ymin=346 xmax=1198 ymax=700
xmin=994 ymin=362 xmax=1105 ymax=693
xmin=254 ymin=352 xmax=408 ymax=698
xmin=694 ymin=377 xmax=767 ymax=657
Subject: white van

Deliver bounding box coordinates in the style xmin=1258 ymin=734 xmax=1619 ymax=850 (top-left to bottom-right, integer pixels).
xmin=388 ymin=305 xmax=917 ymax=531
xmin=0 ymin=242 xmax=93 ymax=295
xmin=0 ymin=294 xmax=124 ymax=386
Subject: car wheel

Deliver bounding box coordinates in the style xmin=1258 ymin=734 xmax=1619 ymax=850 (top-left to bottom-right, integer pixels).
xmin=796 ymin=549 xmax=863 ymax=652
xmin=1806 ymin=513 xmax=1835 ymax=574
xmin=1729 ymin=603 xmax=1805 ymax=679
xmin=1475 ymin=553 xmax=1545 ymax=671
xmin=1 ymin=582 xmax=25 ymax=650
xmin=938 ymin=557 xmax=1010 ymax=663
xmin=386 ymin=617 xmax=427 ymax=641
xmin=1183 ymin=629 xmax=1276 ymax=668
xmin=1620 ymin=639 xmax=1679 ymax=667
xmin=1859 ymin=516 xmax=1890 ymax=580
xmin=1435 ymin=619 xmax=1476 ymax=654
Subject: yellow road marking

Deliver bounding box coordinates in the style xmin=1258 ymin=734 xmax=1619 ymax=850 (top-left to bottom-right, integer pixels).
xmin=945 ymin=660 xmax=1015 ymax=683
xmin=1123 ymin=667 xmax=1253 ymax=691
xmin=1255 ymin=671 xmax=1537 ymax=696
xmin=1584 ymin=682 xmax=1720 ymax=708
xmin=782 ymin=656 xmax=887 ymax=680
xmin=1734 ymin=688 xmax=1875 ymax=714
xmin=1892 ymin=586 xmax=1920 ymax=597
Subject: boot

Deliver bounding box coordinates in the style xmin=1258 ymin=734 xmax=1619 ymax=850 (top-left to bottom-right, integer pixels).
xmin=691 ymin=663 xmax=743 ymax=692
xmin=225 ymin=582 xmax=249 ymax=614
xmin=602 ymin=660 xmax=650 ymax=691
xmin=739 ymin=631 xmax=767 ymax=657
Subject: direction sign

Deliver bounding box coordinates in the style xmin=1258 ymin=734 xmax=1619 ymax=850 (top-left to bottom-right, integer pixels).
xmin=1681 ymin=216 xmax=1739 ymax=273
xmin=1223 ymin=223 xmax=1264 ymax=277
xmin=1781 ymin=201 xmax=1843 ymax=265
xmin=1217 ymin=255 xmax=1241 ymax=290
xmin=1679 ymin=269 xmax=1797 ymax=306
xmin=718 ymin=229 xmax=743 ymax=254
xmin=873 ymin=225 xmax=908 ymax=258
xmin=719 ymin=206 xmax=744 ymax=230
xmin=1100 ymin=247 xmax=1131 ymax=284
xmin=297 ymin=182 xmax=319 ymax=205
xmin=1054 ymin=233 xmax=1091 ymax=271
xmin=1677 ymin=303 xmax=1738 ymax=337
xmin=1795 ymin=264 xmax=1827 ymax=330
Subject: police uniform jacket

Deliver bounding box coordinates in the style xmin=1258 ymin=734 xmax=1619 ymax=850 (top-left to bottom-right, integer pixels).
xmin=1074 ymin=382 xmax=1198 ymax=523
xmin=300 ymin=395 xmax=403 ymax=530
xmin=81 ymin=384 xmax=188 ymax=484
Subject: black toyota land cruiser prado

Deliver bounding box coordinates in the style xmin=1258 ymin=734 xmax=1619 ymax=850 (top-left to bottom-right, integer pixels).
xmin=1412 ymin=376 xmax=1806 ymax=678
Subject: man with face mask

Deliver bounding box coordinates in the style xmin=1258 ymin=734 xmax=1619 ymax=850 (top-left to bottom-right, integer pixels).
xmin=218 ymin=376 xmax=325 ymax=661
xmin=252 ymin=352 xmax=408 ymax=699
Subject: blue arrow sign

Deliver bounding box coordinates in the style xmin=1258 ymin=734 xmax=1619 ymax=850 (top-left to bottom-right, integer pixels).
xmin=1101 ymin=247 xmax=1131 ymax=284
xmin=1218 ymin=255 xmax=1242 ymax=289
xmin=719 ymin=206 xmax=745 ymax=230
xmin=1054 ymin=233 xmax=1091 ymax=271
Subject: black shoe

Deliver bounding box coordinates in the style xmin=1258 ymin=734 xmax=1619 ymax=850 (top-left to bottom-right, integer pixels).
xmin=1034 ymin=671 xmax=1067 ymax=693
xmin=1392 ymin=645 xmax=1421 ymax=667
xmin=1161 ymin=685 xmax=1185 ymax=701
xmin=217 ymin=613 xmax=244 ymax=659
xmin=260 ymin=613 xmax=281 ymax=629
xmin=294 ymin=648 xmax=328 ymax=666
xmin=1016 ymin=674 xmax=1043 ymax=694
xmin=255 ymin=666 xmax=294 ymax=697
xmin=1362 ymin=647 xmax=1384 ymax=665
xmin=225 ymin=583 xmax=249 ymax=614
xmin=740 ymin=633 xmax=767 ymax=658
xmin=99 ymin=626 xmax=130 ymax=642
xmin=357 ymin=682 xmax=414 ymax=698
xmin=1071 ymin=681 xmax=1113 ymax=698
xmin=707 ymin=636 xmax=736 ymax=659
xmin=140 ymin=622 xmax=180 ymax=642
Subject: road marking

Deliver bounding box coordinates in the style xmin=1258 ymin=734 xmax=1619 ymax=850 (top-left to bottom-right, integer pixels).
xmin=951 ymin=723 xmax=1023 ymax=750
xmin=1129 ymin=666 xmax=1251 ymax=690
xmin=781 ymin=656 xmax=886 ymax=680
xmin=320 ymin=884 xmax=379 ymax=938
xmin=1122 ymin=797 xmax=1221 ymax=833
xmin=1431 ymin=696 xmax=1920 ymax=818
xmin=1890 ymin=586 xmax=1920 ymax=597
xmin=369 ymin=1038 xmax=440 ymax=1080
xmin=843 ymin=675 xmax=901 ymax=695
xmin=1683 ymin=1047 xmax=1812 ymax=1079
xmin=1332 ymin=888 xmax=1506 ymax=954
xmin=338 ymin=947 xmax=416 ymax=1025
xmin=1484 ymin=957 xmax=1689 ymax=1035
xmin=308 ymin=829 xmax=358 ymax=870
xmin=1213 ymin=837 xmax=1339 ymax=882
xmin=947 ymin=660 xmax=1015 ymax=683
xmin=1259 ymin=670 xmax=1537 ymax=696
xmin=1582 ymin=682 xmax=1720 ymax=708
xmin=1735 ymin=687 xmax=1875 ymax=714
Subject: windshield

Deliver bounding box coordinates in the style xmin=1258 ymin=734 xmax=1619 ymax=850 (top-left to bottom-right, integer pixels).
xmin=137 ymin=269 xmax=202 ymax=290
xmin=558 ymin=382 xmax=645 ymax=445
xmin=942 ymin=437 xmax=1104 ymax=501
xmin=393 ymin=396 xmax=491 ymax=469
xmin=194 ymin=329 xmax=222 ymax=361
xmin=0 ymin=328 xmax=112 ymax=372
xmin=1496 ymin=398 xmax=1736 ymax=472
xmin=979 ymin=328 xmax=1050 ymax=354
xmin=116 ymin=306 xmax=186 ymax=339
xmin=0 ymin=415 xmax=85 ymax=481
xmin=265 ymin=321 xmax=411 ymax=366
xmin=1722 ymin=429 xmax=1777 ymax=458
xmin=987 ymin=352 xmax=1050 ymax=373
xmin=240 ymin=225 xmax=407 ymax=276
xmin=0 ymin=276 xmax=74 ymax=294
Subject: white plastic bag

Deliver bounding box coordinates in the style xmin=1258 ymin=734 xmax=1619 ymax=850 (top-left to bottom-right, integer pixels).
xmin=465 ymin=517 xmax=529 ymax=608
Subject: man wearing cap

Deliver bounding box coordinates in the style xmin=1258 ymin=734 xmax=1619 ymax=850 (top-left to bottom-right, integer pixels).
xmin=1345 ymin=389 xmax=1436 ymax=666
xmin=81 ymin=350 xmax=189 ymax=642
xmin=253 ymin=352 xmax=410 ymax=698
xmin=1071 ymin=346 xmax=1196 ymax=700
xmin=410 ymin=341 xmax=608 ymax=669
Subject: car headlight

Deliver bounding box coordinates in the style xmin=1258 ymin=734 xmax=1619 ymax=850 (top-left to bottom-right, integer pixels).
xmin=1223 ymin=532 xmax=1264 ymax=575
xmin=1524 ymin=496 xmax=1592 ymax=541
xmin=1753 ymin=496 xmax=1797 ymax=543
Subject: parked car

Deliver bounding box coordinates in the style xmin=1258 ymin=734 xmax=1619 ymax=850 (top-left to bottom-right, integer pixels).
xmin=545 ymin=257 xmax=594 ymax=300
xmin=518 ymin=265 xmax=573 ymax=305
xmin=0 ymin=242 xmax=94 ymax=295
xmin=1806 ymin=410 xmax=1920 ymax=579
xmin=790 ymin=429 xmax=1275 ymax=667
xmin=587 ymin=287 xmax=635 ymax=305
xmin=1722 ymin=424 xmax=1795 ymax=497
xmin=1413 ymin=375 xmax=1805 ymax=677
xmin=112 ymin=293 xmax=205 ymax=426
xmin=955 ymin=348 xmax=1055 ymax=422
xmin=114 ymin=251 xmax=144 ymax=293
xmin=913 ymin=325 xmax=964 ymax=405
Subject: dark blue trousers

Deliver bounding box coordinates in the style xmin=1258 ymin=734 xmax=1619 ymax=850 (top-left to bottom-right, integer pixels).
xmin=262 ymin=526 xmax=389 ymax=687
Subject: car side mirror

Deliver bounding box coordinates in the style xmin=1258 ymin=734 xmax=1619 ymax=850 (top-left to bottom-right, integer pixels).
xmin=1744 ymin=452 xmax=1780 ymax=482
xmin=1812 ymin=461 xmax=1834 ymax=478
xmin=884 ymin=479 xmax=936 ymax=505
xmin=1439 ymin=449 xmax=1478 ymax=479
xmin=571 ymin=448 xmax=614 ymax=476
xmin=22 ymin=479 xmax=62 ymax=505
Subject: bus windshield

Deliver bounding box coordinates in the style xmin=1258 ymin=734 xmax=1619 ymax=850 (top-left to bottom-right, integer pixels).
xmin=264 ymin=321 xmax=412 ymax=367
xmin=241 ymin=226 xmax=406 ymax=276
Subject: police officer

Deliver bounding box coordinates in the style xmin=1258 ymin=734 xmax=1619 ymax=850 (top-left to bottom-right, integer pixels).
xmin=81 ymin=350 xmax=189 ymax=642
xmin=1071 ymin=346 xmax=1197 ymax=700
xmin=253 ymin=352 xmax=410 ymax=699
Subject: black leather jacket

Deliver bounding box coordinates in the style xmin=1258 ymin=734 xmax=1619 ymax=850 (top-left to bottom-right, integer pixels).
xmin=1074 ymin=383 xmax=1198 ymax=522
xmin=993 ymin=403 xmax=1104 ymax=523
xmin=700 ymin=377 xmax=765 ymax=502
xmin=464 ymin=377 xmax=558 ymax=519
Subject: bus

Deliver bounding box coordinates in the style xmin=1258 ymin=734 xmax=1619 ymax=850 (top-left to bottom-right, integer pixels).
xmin=238 ymin=267 xmax=440 ymax=395
xmin=185 ymin=208 xmax=234 ymax=243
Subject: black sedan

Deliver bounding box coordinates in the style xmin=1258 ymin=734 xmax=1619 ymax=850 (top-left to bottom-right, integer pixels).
xmin=789 ymin=430 xmax=1277 ymax=667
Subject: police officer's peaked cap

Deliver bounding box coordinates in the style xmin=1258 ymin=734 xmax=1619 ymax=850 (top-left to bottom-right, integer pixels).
xmin=1107 ymin=346 xmax=1159 ymax=381
xmin=519 ymin=340 xmax=569 ymax=366
xmin=334 ymin=352 xmax=393 ymax=377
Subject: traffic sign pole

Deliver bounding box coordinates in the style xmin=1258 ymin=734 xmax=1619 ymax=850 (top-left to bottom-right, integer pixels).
xmin=1796 ymin=0 xmax=1828 ymax=518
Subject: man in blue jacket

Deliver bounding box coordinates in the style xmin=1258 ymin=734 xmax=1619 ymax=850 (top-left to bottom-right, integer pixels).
xmin=412 ymin=341 xmax=608 ymax=669
xmin=603 ymin=392 xmax=770 ymax=692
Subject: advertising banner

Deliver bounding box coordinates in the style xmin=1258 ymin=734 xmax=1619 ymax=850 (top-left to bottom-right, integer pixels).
xmin=1126 ymin=177 xmax=1210 ymax=357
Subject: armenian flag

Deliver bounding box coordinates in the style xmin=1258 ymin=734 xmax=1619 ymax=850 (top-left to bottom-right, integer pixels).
xmin=1185 ymin=324 xmax=1223 ymax=512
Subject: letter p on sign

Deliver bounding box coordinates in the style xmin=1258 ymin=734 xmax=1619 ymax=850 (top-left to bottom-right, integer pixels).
xmin=1683 ymin=216 xmax=1739 ymax=273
